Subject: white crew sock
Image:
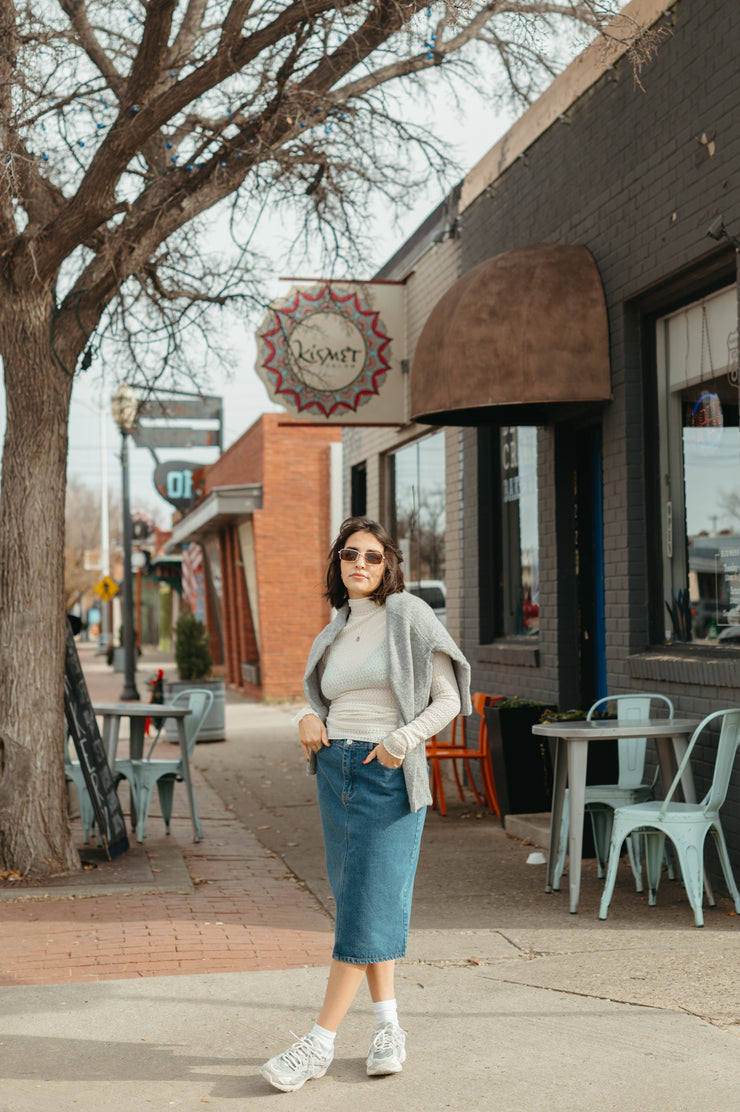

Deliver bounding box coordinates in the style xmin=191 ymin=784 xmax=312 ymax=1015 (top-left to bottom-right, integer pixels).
xmin=372 ymin=998 xmax=398 ymax=1028
xmin=309 ymin=1023 xmax=336 ymax=1054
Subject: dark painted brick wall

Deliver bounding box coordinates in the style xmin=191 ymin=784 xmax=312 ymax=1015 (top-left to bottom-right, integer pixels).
xmin=455 ymin=0 xmax=740 ymax=862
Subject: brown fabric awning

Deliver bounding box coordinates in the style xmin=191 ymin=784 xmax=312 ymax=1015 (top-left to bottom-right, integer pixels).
xmin=410 ymin=244 xmax=611 ymax=426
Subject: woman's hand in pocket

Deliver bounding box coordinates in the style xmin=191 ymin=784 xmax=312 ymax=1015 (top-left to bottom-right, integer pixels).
xmin=299 ymin=714 xmax=330 ymax=761
xmin=363 ymin=742 xmax=402 ymax=769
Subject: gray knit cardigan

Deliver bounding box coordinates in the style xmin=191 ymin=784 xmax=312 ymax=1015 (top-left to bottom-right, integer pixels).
xmin=302 ymin=590 xmax=472 ymax=812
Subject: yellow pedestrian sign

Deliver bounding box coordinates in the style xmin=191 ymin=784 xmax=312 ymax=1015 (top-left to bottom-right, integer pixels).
xmin=94 ymin=576 xmax=119 ymax=601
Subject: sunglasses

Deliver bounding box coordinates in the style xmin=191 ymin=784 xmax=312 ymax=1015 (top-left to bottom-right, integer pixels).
xmin=339 ymin=547 xmax=385 ymax=565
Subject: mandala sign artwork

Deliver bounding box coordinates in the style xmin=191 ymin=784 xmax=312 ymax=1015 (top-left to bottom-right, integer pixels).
xmin=258 ymin=285 xmax=393 ymax=417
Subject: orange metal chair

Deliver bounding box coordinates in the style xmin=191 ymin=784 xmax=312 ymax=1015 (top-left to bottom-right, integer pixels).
xmin=426 ymin=692 xmax=503 ymax=818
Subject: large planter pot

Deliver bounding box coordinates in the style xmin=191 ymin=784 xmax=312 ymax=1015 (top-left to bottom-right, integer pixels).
xmin=484 ymin=704 xmax=557 ymax=816
xmin=162 ymin=677 xmax=226 ymax=742
xmin=485 ymin=704 xmax=620 ymax=857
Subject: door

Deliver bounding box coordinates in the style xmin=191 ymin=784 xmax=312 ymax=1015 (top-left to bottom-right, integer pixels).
xmin=574 ymin=425 xmax=607 ymax=705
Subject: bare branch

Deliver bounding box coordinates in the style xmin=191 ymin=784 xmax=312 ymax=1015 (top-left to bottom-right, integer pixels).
xmin=143 ymin=260 xmax=229 ymax=305
xmin=126 ymin=0 xmax=179 ymax=105
xmin=58 ymin=0 xmax=126 ymax=96
xmin=29 ymin=0 xmax=360 ymax=280
xmin=0 ymin=0 xmax=19 ymax=241
xmin=167 ymin=0 xmax=211 ymax=64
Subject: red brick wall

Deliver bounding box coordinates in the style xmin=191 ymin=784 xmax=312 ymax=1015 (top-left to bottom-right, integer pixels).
xmin=203 ymin=416 xmax=265 ymax=491
xmin=253 ymin=419 xmax=339 ymax=699
xmin=200 ymin=415 xmax=341 ymax=700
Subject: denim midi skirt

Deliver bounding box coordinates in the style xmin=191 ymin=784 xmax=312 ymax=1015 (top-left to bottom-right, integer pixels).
xmin=316 ymin=739 xmax=426 ymax=964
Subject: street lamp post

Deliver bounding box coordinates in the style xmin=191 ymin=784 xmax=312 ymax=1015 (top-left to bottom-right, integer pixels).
xmin=111 ymin=384 xmax=140 ymax=701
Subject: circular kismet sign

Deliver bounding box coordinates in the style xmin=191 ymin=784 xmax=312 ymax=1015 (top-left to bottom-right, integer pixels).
xmin=257 ymin=284 xmax=392 ymax=417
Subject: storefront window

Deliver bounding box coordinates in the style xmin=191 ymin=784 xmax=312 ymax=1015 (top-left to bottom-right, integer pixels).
xmin=478 ymin=425 xmax=540 ymax=641
xmin=389 ymin=432 xmax=446 ymax=623
xmin=202 ymin=534 xmax=225 ymax=662
xmin=500 ymin=426 xmax=540 ymax=636
xmin=351 ymin=461 xmax=367 ymax=517
xmin=657 ymin=285 xmax=740 ymax=643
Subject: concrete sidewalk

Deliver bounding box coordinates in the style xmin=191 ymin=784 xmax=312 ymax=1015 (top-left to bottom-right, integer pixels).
xmin=0 ymin=646 xmax=738 ymax=1110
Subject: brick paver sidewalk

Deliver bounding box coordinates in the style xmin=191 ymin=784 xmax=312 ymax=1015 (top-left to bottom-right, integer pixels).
xmin=0 ymin=651 xmax=333 ymax=986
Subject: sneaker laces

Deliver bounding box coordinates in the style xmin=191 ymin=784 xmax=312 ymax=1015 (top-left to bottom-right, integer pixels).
xmin=280 ymin=1032 xmax=322 ymax=1071
xmin=370 ymin=1025 xmax=396 ymax=1053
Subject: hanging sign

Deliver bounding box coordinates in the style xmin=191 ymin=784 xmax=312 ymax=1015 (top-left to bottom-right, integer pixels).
xmin=138 ymin=397 xmax=222 ymax=421
xmin=153 ymin=460 xmax=207 ymax=512
xmin=255 ymin=282 xmax=406 ymax=424
xmin=133 ymin=393 xmax=222 ymax=451
xmin=133 ymin=426 xmax=220 ymax=450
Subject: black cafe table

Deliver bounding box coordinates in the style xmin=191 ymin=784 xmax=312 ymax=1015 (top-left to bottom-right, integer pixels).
xmin=92 ymin=702 xmax=201 ymax=842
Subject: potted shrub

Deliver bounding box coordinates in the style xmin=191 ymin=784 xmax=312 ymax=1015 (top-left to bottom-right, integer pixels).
xmin=538 ymin=704 xmax=619 ymax=785
xmin=483 ymin=697 xmax=557 ymax=816
xmin=162 ymin=612 xmax=226 ymax=741
xmin=174 ymin=611 xmax=213 ymax=681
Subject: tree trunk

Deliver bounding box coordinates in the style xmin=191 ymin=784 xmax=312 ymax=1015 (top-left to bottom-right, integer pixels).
xmin=0 ymin=289 xmax=80 ymax=876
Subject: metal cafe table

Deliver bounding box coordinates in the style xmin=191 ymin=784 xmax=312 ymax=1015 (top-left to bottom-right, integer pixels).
xmin=92 ymin=702 xmax=201 ymax=842
xmin=531 ymin=716 xmax=702 ymax=913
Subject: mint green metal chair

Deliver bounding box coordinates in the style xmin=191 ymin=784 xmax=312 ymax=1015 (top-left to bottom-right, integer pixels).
xmin=113 ymin=750 xmax=143 ymax=834
xmin=68 ymin=728 xmax=137 ymax=841
xmin=553 ymin=694 xmax=674 ymax=891
xmin=128 ymin=688 xmax=214 ymax=842
xmin=599 ymin=707 xmax=740 ymax=927
xmin=65 ymin=731 xmax=96 ymax=843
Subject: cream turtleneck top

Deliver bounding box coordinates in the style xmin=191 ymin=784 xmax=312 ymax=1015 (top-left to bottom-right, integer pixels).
xmin=303 ymin=596 xmax=460 ymax=759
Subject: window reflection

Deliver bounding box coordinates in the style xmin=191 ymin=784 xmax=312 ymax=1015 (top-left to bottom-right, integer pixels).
xmin=683 ymin=378 xmax=740 ymax=642
xmin=392 ymin=432 xmax=446 ymax=624
xmin=501 ymin=427 xmax=540 ymax=635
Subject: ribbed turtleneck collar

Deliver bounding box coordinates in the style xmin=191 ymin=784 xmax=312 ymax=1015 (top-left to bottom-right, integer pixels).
xmin=347 ymin=596 xmax=380 ymax=618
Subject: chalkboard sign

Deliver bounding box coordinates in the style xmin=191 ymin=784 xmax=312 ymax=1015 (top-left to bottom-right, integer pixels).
xmin=64 ymin=620 xmax=129 ymax=859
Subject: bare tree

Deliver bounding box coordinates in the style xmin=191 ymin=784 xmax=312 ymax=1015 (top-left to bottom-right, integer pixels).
xmin=64 ymin=479 xmax=104 ymax=609
xmin=396 ymin=485 xmax=446 ymax=580
xmin=64 ymin=479 xmax=126 ymax=607
xmin=715 ymin=489 xmax=740 ymax=533
xmin=0 ymin=1 xmax=659 ymax=874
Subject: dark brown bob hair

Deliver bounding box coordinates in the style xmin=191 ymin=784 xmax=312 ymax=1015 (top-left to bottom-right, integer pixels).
xmin=325 ymin=516 xmax=405 ymax=609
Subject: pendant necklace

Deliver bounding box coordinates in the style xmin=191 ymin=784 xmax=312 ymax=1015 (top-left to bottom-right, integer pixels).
xmin=349 ymin=608 xmax=376 ymax=643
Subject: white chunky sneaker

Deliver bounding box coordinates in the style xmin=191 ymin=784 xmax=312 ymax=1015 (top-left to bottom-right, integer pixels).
xmin=366 ymin=1022 xmax=407 ymax=1076
xmin=260 ymin=1033 xmax=334 ymax=1092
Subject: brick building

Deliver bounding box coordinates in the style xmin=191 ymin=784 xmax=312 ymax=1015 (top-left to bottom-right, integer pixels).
xmin=169 ymin=413 xmax=341 ymax=700
xmin=340 ymin=0 xmax=740 ymax=864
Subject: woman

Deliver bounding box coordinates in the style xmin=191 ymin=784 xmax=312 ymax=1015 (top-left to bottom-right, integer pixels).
xmin=260 ymin=516 xmax=471 ymax=1092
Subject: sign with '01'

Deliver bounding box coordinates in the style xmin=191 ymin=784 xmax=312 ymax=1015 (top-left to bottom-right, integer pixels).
xmin=153 ymin=460 xmax=207 ymax=512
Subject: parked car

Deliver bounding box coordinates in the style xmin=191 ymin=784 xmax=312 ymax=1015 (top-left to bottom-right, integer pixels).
xmin=408 ymin=579 xmax=446 ymax=626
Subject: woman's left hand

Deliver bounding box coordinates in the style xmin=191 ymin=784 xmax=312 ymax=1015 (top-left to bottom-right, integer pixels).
xmin=363 ymin=743 xmax=403 ymax=769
